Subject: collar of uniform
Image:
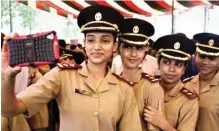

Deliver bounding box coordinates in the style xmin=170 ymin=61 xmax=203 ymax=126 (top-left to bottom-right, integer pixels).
xmin=164 ymin=81 xmax=183 ymax=102
xmin=192 ymin=71 xmax=219 ymax=86
xmin=78 ymin=61 xmax=89 ymax=77
xmin=78 ymin=61 xmax=118 ymax=85
xmin=191 ymin=74 xmax=199 ymax=84
xmin=211 ymin=71 xmax=219 ymax=86
xmin=134 ymin=68 xmax=143 ymax=83
xmin=120 ymin=67 xmax=142 ymax=83
xmin=166 ymin=81 xmax=184 ymax=97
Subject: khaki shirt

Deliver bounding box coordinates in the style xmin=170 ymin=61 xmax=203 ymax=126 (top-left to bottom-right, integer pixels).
xmin=131 ymin=69 xmax=164 ymax=131
xmin=17 ymin=63 xmax=142 ymax=131
xmin=26 ymin=105 xmax=49 ymax=129
xmin=1 ymin=115 xmax=30 ymax=131
xmin=164 ymin=81 xmax=199 ymax=131
xmin=184 ymin=72 xmax=219 ymax=131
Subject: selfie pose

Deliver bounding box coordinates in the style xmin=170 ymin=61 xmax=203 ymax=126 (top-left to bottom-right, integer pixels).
xmin=116 ymin=18 xmax=163 ymax=131
xmin=1 ymin=5 xmax=142 ymax=131
xmin=184 ymin=33 xmax=219 ymax=131
xmin=144 ymin=34 xmax=199 ymax=131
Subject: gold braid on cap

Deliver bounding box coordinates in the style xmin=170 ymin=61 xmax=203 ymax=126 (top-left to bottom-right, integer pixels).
xmin=196 ymin=43 xmax=219 ymax=50
xmin=120 ymin=33 xmax=149 ymax=45
xmin=60 ymin=54 xmax=73 ymax=59
xmin=196 ymin=47 xmax=219 ymax=56
xmin=81 ymin=21 xmax=119 ymax=32
xmin=158 ymin=48 xmax=191 ymax=61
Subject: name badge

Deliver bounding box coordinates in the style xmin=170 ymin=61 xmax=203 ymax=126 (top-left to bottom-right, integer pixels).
xmin=75 ymin=89 xmax=93 ymax=96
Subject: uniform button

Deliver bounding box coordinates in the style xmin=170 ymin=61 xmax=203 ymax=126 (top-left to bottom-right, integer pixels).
xmin=93 ymin=94 xmax=98 ymax=98
xmin=93 ymin=111 xmax=98 ymax=116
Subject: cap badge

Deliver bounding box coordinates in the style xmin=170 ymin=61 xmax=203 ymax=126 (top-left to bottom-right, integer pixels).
xmin=208 ymin=39 xmax=214 ymax=46
xmin=95 ymin=12 xmax=102 ymax=21
xmin=133 ymin=26 xmax=139 ymax=34
xmin=174 ymin=42 xmax=180 ymax=50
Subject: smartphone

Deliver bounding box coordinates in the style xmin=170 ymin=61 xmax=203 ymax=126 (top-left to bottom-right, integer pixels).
xmin=7 ymin=31 xmax=60 ymax=67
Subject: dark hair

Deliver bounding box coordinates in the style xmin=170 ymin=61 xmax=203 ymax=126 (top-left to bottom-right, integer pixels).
xmin=70 ymin=44 xmax=77 ymax=50
xmin=84 ymin=32 xmax=117 ymax=43
xmin=157 ymin=55 xmax=188 ymax=66
xmin=77 ymin=44 xmax=83 ymax=48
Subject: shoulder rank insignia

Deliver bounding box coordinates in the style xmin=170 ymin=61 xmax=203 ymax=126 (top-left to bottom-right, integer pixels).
xmin=142 ymin=72 xmax=160 ymax=83
xmin=56 ymin=63 xmax=82 ymax=70
xmin=182 ymin=76 xmax=195 ymax=83
xmin=112 ymin=73 xmax=134 ymax=86
xmin=180 ymin=87 xmax=198 ymax=99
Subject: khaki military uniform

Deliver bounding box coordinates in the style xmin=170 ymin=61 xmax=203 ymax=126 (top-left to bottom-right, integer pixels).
xmin=115 ymin=69 xmax=163 ymax=131
xmin=26 ymin=105 xmax=49 ymax=130
xmin=164 ymin=81 xmax=199 ymax=131
xmin=184 ymin=72 xmax=219 ymax=131
xmin=132 ymin=69 xmax=163 ymax=131
xmin=1 ymin=115 xmax=30 ymax=131
xmin=17 ymin=63 xmax=142 ymax=131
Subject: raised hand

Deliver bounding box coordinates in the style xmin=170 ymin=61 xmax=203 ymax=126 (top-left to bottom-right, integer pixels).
xmin=1 ymin=35 xmax=21 ymax=78
xmin=144 ymin=100 xmax=168 ymax=130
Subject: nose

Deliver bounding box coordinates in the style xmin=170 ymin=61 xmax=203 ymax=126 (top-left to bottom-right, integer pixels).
xmin=168 ymin=63 xmax=175 ymax=72
xmin=202 ymin=58 xmax=209 ymax=65
xmin=130 ymin=47 xmax=137 ymax=57
xmin=94 ymin=41 xmax=102 ymax=50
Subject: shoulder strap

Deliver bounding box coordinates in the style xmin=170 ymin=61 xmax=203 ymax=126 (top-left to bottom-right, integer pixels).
xmin=112 ymin=73 xmax=134 ymax=86
xmin=141 ymin=72 xmax=160 ymax=83
xmin=180 ymin=87 xmax=198 ymax=99
xmin=56 ymin=63 xmax=82 ymax=70
xmin=183 ymin=76 xmax=195 ymax=83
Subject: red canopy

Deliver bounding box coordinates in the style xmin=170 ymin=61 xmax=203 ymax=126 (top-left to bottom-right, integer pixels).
xmin=17 ymin=0 xmax=219 ymax=18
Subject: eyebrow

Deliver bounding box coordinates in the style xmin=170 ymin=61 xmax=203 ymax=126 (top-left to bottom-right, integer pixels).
xmin=86 ymin=35 xmax=95 ymax=37
xmin=101 ymin=35 xmax=111 ymax=37
xmin=163 ymin=57 xmax=171 ymax=61
xmin=86 ymin=34 xmax=112 ymax=38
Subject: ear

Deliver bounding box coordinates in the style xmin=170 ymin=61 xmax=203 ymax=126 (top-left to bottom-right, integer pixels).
xmin=113 ymin=41 xmax=119 ymax=53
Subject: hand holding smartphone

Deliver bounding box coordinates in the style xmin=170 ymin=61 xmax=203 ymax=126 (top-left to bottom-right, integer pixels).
xmin=7 ymin=31 xmax=60 ymax=67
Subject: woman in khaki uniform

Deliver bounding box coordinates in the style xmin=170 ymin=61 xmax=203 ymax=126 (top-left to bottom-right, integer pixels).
xmin=26 ymin=66 xmax=49 ymax=131
xmin=184 ymin=33 xmax=219 ymax=131
xmin=144 ymin=34 xmax=199 ymax=131
xmin=1 ymin=5 xmax=142 ymax=131
xmin=1 ymin=115 xmax=30 ymax=131
xmin=114 ymin=18 xmax=163 ymax=131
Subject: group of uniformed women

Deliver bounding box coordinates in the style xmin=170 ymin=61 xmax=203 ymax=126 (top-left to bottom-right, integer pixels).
xmin=2 ymin=5 xmax=219 ymax=131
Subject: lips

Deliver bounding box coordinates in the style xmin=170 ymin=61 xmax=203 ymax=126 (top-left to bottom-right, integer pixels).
xmin=92 ymin=52 xmax=103 ymax=57
xmin=127 ymin=58 xmax=138 ymax=63
xmin=199 ymin=65 xmax=210 ymax=71
xmin=165 ymin=74 xmax=176 ymax=79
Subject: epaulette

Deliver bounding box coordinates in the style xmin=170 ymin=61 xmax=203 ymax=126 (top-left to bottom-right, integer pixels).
xmin=141 ymin=72 xmax=160 ymax=83
xmin=56 ymin=63 xmax=82 ymax=70
xmin=112 ymin=73 xmax=134 ymax=86
xmin=182 ymin=76 xmax=195 ymax=83
xmin=180 ymin=87 xmax=198 ymax=99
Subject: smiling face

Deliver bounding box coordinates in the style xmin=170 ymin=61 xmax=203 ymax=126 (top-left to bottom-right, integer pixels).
xmin=159 ymin=57 xmax=186 ymax=84
xmin=120 ymin=43 xmax=146 ymax=69
xmin=195 ymin=53 xmax=219 ymax=76
xmin=84 ymin=32 xmax=117 ymax=65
